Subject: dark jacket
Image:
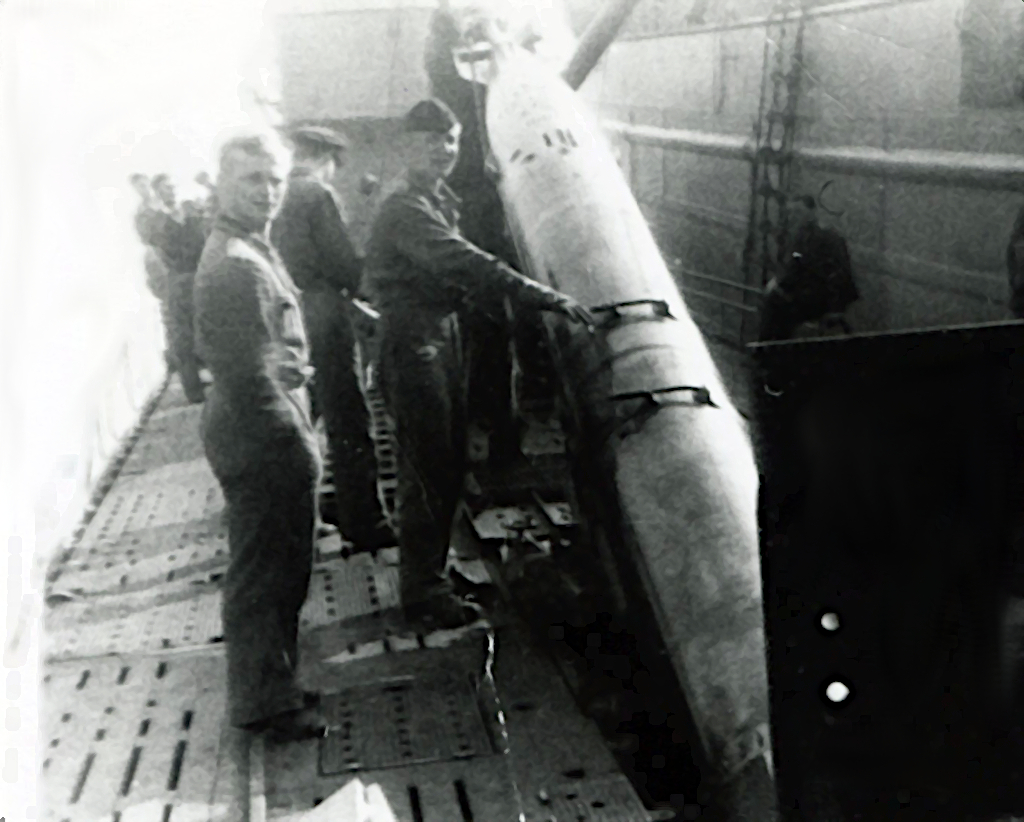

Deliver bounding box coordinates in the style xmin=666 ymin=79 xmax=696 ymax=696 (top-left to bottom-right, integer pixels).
xmin=194 ymin=215 xmax=315 ymax=473
xmin=778 ymin=221 xmax=858 ymax=320
xmin=150 ymin=207 xmax=207 ymax=274
xmin=363 ymin=175 xmax=561 ymax=320
xmin=270 ymin=167 xmax=362 ymax=295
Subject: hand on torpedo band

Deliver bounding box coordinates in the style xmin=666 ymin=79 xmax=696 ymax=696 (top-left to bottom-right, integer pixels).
xmin=551 ymin=295 xmax=596 ymax=332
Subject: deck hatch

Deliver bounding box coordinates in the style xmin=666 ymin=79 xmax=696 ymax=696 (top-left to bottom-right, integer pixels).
xmin=319 ymin=674 xmax=494 ymax=774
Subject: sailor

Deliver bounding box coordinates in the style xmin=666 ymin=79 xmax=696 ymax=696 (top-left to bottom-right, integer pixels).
xmin=364 ymin=98 xmax=592 ymax=630
xmin=194 ymin=133 xmax=327 ymax=741
xmin=149 ymin=173 xmax=207 ymax=402
xmin=130 ymin=173 xmax=176 ymax=373
xmin=270 ymin=126 xmax=390 ymax=551
xmin=759 ymin=193 xmax=859 ymax=342
xmin=194 ymin=170 xmax=220 ymax=236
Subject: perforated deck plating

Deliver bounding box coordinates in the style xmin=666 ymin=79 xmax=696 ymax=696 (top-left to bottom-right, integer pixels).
xmin=50 ymin=458 xmax=227 ymax=596
xmin=42 ymin=655 xmax=226 ymax=822
xmin=46 ymin=553 xmax=400 ymax=660
xmin=319 ymin=674 xmax=494 ymax=774
xmin=366 ymin=389 xmax=398 ymax=525
xmin=540 ymin=774 xmax=655 ymax=821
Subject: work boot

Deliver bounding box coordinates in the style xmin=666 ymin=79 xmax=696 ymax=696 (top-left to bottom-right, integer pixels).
xmin=404 ymin=593 xmax=483 ymax=632
xmin=243 ymin=707 xmax=328 ymax=743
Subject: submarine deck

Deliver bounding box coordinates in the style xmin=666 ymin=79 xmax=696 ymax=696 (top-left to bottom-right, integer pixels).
xmin=39 ymin=375 xmax=664 ymax=822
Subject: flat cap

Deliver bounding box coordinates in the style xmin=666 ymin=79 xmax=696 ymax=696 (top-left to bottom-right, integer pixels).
xmin=403 ymin=98 xmax=460 ymax=134
xmin=292 ymin=125 xmax=349 ymax=154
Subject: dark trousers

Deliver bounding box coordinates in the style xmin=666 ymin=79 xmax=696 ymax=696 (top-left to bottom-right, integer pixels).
xmin=168 ymin=270 xmax=204 ymax=401
xmin=202 ymin=405 xmax=321 ymax=727
xmin=462 ymin=310 xmax=518 ymax=459
xmin=301 ymin=290 xmax=383 ymax=544
xmin=379 ymin=311 xmax=467 ymax=605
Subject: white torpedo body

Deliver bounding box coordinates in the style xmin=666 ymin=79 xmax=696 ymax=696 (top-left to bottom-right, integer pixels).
xmin=469 ymin=40 xmax=777 ymax=814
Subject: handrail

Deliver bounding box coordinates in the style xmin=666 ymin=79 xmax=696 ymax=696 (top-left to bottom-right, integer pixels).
xmin=619 ymin=0 xmax=933 ymax=41
xmin=610 ymin=122 xmax=752 ymax=161
xmin=679 ymin=285 xmax=759 ymax=313
xmin=673 ymin=264 xmax=764 ymax=295
xmin=607 ymin=121 xmax=1024 ymax=192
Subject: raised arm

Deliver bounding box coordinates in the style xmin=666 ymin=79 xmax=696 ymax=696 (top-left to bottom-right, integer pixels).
xmin=386 ymin=193 xmax=564 ymax=311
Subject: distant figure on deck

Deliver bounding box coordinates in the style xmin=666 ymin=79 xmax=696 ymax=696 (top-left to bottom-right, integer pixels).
xmin=194 ymin=170 xmax=220 ymax=236
xmin=364 ymin=98 xmax=592 ymax=631
xmin=271 ymin=125 xmax=390 ymax=552
xmin=130 ymin=173 xmax=176 ymax=371
xmin=148 ymin=173 xmax=207 ymax=402
xmin=1006 ymin=203 xmax=1024 ymax=319
xmin=759 ymin=194 xmax=859 ymax=342
xmin=194 ymin=133 xmax=327 ymax=742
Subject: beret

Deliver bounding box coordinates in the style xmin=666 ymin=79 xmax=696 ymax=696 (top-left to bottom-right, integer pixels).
xmin=403 ymin=98 xmax=460 ymax=134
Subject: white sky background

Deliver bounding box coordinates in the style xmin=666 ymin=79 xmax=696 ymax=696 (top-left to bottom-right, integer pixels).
xmin=1 ymin=0 xmax=281 ymax=535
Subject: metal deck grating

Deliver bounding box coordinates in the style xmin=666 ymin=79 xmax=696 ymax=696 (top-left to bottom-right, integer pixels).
xmin=46 ymin=553 xmax=399 ymax=661
xmin=42 ymin=655 xmax=226 ymax=822
xmin=300 ymin=554 xmax=399 ymax=631
xmin=540 ymin=774 xmax=655 ymax=821
xmin=46 ymin=591 xmax=225 ymax=660
xmin=264 ymin=758 xmax=521 ymax=821
xmin=366 ymin=389 xmax=398 ymax=525
xmin=119 ymin=404 xmax=207 ymax=474
xmin=76 ymin=459 xmax=223 ymax=550
xmin=319 ymin=673 xmax=494 ymax=775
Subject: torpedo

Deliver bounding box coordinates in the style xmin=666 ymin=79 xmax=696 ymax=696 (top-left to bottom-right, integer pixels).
xmin=457 ymin=31 xmax=778 ymax=820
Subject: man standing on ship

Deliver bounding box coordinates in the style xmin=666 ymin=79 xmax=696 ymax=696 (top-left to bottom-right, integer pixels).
xmin=194 ymin=133 xmax=327 ymax=741
xmin=149 ymin=173 xmax=208 ymax=402
xmin=271 ymin=126 xmax=391 ymax=553
xmin=364 ymin=99 xmax=592 ymax=630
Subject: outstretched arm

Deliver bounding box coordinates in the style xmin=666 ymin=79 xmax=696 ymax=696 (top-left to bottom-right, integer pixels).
xmin=387 ymin=193 xmax=591 ymax=325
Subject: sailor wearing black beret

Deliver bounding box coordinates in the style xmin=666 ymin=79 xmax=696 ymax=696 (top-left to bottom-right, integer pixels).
xmin=363 ymin=99 xmax=593 ymax=631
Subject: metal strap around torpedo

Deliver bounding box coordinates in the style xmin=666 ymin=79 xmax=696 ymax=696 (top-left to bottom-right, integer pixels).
xmin=591 ymin=299 xmax=674 ymax=329
xmin=603 ymin=385 xmax=719 ymax=443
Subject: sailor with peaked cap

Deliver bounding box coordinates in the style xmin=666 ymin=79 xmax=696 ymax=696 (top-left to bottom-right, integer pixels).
xmin=364 ymin=98 xmax=593 ymax=631
xmin=271 ymin=124 xmax=391 ymax=553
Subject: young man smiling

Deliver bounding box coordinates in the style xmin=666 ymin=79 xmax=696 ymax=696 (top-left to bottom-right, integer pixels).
xmin=193 ymin=133 xmax=326 ymax=742
xmin=364 ymin=98 xmax=592 ymax=630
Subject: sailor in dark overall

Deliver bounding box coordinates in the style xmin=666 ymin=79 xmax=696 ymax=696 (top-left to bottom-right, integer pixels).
xmin=364 ymin=99 xmax=592 ymax=630
xmin=271 ymin=126 xmax=390 ymax=551
xmin=194 ymin=133 xmax=326 ymax=741
xmin=149 ymin=173 xmax=208 ymax=402
xmin=759 ymin=194 xmax=859 ymax=342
